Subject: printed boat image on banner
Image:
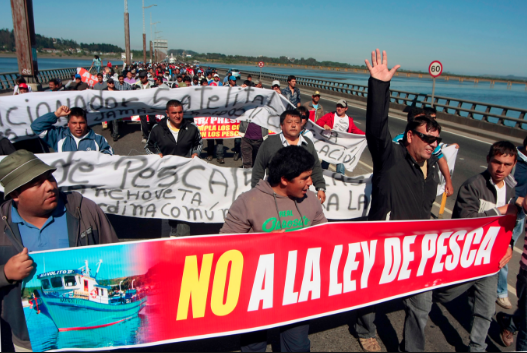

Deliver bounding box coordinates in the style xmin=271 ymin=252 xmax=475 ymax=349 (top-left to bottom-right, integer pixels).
xmin=29 ymin=260 xmax=146 ymax=332
xmin=22 ymin=244 xmax=153 ymax=351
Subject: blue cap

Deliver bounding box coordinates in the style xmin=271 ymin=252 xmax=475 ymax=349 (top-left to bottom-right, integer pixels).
xmin=75 ymin=74 xmax=81 ymax=79
xmin=229 ymin=76 xmax=236 ymax=81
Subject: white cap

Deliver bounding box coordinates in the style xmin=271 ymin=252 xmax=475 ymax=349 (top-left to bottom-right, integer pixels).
xmin=272 ymin=80 xmax=280 ymax=87
xmin=214 ymin=74 xmax=219 ymax=77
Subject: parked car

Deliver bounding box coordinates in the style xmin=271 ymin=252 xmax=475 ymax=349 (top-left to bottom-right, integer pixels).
xmin=230 ymin=68 xmax=241 ymax=79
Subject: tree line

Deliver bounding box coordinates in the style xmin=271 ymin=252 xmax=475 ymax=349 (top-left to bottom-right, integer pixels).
xmin=0 ymin=29 xmax=123 ymax=53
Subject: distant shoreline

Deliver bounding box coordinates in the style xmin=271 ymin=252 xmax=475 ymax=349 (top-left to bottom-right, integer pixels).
xmin=0 ymin=53 xmax=123 ymax=61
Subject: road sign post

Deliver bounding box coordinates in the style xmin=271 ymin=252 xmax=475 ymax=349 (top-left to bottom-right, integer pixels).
xmin=258 ymin=61 xmax=265 ymax=81
xmin=428 ymin=61 xmax=443 ymax=108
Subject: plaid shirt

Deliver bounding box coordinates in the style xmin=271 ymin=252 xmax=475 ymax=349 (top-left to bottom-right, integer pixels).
xmin=281 ymin=86 xmax=301 ymax=109
xmin=114 ymin=81 xmax=132 ymax=91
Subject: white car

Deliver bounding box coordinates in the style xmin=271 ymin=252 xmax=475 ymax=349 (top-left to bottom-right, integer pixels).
xmin=230 ymin=68 xmax=241 ymax=79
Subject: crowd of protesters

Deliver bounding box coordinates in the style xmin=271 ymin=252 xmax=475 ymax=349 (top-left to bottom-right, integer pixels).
xmin=4 ymin=49 xmax=527 ymax=352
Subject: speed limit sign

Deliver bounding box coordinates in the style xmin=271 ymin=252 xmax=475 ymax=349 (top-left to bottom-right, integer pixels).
xmin=258 ymin=61 xmax=265 ymax=68
xmin=429 ymin=61 xmax=443 ymax=77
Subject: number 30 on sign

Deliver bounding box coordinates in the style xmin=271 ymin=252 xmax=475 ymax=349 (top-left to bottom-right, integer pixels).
xmin=429 ymin=61 xmax=443 ymax=78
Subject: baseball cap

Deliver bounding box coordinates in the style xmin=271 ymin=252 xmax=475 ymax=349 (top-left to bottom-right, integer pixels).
xmin=18 ymin=83 xmax=28 ymax=89
xmin=336 ymin=99 xmax=348 ymax=108
xmin=229 ymin=76 xmax=237 ymax=81
xmin=213 ymin=74 xmax=219 ymax=78
xmin=272 ymin=80 xmax=280 ymax=87
xmin=0 ymin=150 xmax=56 ymax=198
xmin=75 ymin=74 xmax=81 ymax=79
xmin=313 ymin=91 xmax=321 ymax=96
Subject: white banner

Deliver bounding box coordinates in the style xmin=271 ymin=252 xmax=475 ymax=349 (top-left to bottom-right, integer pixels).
xmin=305 ymin=121 xmax=368 ymax=172
xmin=436 ymin=145 xmax=459 ymax=196
xmin=0 ymin=86 xmax=288 ymax=141
xmin=0 ymin=152 xmax=371 ymax=222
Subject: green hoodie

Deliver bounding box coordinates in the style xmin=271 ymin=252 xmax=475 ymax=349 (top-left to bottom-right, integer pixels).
xmin=220 ymin=180 xmax=327 ymax=234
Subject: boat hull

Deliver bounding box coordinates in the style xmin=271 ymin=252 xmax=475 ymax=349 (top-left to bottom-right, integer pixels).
xmin=38 ymin=294 xmax=146 ymax=331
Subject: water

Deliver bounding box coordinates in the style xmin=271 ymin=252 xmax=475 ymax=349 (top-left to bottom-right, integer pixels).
xmin=0 ymin=57 xmax=99 ymax=72
xmin=210 ymin=63 xmax=527 ymax=112
xmin=24 ymin=299 xmax=152 ymax=350
xmin=2 ymin=57 xmax=526 ymax=126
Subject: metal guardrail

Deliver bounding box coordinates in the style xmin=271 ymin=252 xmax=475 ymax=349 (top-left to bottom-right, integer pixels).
xmin=238 ymin=69 xmax=527 ymax=130
xmin=0 ymin=67 xmax=91 ymax=90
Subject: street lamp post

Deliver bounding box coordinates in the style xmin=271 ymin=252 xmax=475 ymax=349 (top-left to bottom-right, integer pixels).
xmin=150 ymin=16 xmax=160 ymax=64
xmin=124 ymin=0 xmax=131 ymax=66
xmin=142 ymin=1 xmax=156 ymax=64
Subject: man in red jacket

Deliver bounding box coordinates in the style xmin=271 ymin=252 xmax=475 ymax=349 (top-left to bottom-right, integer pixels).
xmin=316 ymin=99 xmax=365 ymax=135
xmin=316 ymin=99 xmax=364 ymax=174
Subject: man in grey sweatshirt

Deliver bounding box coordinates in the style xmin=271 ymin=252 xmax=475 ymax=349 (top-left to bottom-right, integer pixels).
xmin=221 ymin=146 xmax=327 ymax=351
xmin=251 ymin=110 xmax=327 ymax=204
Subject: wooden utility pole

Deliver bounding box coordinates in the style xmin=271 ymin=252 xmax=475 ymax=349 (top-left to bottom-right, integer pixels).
xmin=124 ymin=0 xmax=131 ymax=66
xmin=10 ymin=0 xmax=40 ymax=89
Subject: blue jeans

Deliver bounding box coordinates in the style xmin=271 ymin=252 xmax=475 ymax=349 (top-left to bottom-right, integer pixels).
xmin=321 ymin=161 xmax=345 ymax=175
xmin=498 ymin=208 xmax=525 ymax=297
xmin=503 ymin=267 xmax=527 ymax=351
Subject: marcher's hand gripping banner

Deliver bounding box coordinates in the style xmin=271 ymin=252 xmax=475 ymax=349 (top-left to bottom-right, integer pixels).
xmin=22 ymin=216 xmax=514 ymax=351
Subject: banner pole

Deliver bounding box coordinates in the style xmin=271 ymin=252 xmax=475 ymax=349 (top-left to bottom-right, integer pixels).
xmin=431 ymin=77 xmax=436 ymax=108
xmin=438 ymin=191 xmax=447 ymax=219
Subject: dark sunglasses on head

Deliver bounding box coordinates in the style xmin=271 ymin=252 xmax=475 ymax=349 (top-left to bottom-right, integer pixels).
xmin=411 ymin=130 xmax=442 ymax=145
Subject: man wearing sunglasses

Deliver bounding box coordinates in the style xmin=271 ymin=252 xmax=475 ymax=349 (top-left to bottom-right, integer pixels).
xmin=360 ymin=49 xmax=441 ymax=352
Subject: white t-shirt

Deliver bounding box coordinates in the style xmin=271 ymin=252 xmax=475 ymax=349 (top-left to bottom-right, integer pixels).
xmin=333 ymin=113 xmax=349 ymax=133
xmin=167 ymin=121 xmax=180 ymax=143
xmin=490 ymin=179 xmax=507 ymax=207
xmin=72 ymin=132 xmax=89 ymax=148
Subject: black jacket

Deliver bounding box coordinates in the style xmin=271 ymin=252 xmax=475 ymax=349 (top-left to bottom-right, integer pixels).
xmin=251 ymin=134 xmax=326 ymax=191
xmin=366 ymin=77 xmax=439 ymax=221
xmin=145 ymin=118 xmax=203 ymax=157
xmin=0 ymin=192 xmax=118 ymax=349
xmin=452 ymin=170 xmax=516 ymax=219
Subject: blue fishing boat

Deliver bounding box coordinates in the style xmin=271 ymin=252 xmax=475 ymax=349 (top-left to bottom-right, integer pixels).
xmin=30 ymin=260 xmax=146 ymax=332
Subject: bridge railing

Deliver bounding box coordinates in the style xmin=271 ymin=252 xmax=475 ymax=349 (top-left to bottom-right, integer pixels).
xmin=0 ymin=67 xmax=90 ymax=90
xmin=238 ymin=69 xmax=527 ymax=130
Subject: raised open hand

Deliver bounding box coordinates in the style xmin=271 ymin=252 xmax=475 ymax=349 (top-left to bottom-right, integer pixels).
xmin=365 ymin=49 xmax=401 ymax=82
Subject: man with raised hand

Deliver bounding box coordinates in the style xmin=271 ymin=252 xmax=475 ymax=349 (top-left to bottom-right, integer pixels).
xmin=221 ymin=145 xmax=327 ymax=352
xmin=31 ymin=106 xmax=113 ymax=155
xmin=145 ymin=100 xmax=203 ymax=237
xmin=251 ymin=109 xmax=326 ymax=203
xmin=363 ymin=49 xmax=439 ymax=352
xmin=0 ymin=150 xmax=118 ymax=351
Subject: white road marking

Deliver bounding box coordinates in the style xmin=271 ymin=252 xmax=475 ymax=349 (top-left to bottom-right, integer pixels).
xmin=509 ymin=284 xmax=517 ymax=296
xmin=514 ymin=246 xmax=523 ymax=255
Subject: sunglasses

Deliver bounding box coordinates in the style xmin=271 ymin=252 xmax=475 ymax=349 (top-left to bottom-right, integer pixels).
xmin=411 ymin=130 xmax=442 ymax=145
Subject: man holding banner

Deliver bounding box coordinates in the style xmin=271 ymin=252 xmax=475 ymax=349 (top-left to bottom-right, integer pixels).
xmin=415 ymin=141 xmax=518 ymax=352
xmin=145 ymin=100 xmax=203 ymax=237
xmin=0 ymin=150 xmax=118 ymax=351
xmin=31 ymin=106 xmax=113 ymax=155
xmin=221 ymin=145 xmax=327 ymax=351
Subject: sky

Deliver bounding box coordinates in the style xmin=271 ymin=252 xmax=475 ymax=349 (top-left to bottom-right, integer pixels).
xmin=2 ymin=0 xmax=527 ymax=77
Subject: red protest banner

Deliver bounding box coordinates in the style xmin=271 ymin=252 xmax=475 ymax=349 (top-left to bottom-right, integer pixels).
xmin=194 ymin=117 xmax=241 ymax=139
xmin=77 ymin=67 xmax=98 ymax=87
xmin=23 ymin=216 xmax=514 ymax=350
